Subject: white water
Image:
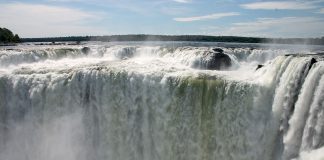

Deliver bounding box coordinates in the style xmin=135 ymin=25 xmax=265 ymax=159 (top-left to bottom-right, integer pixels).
xmin=0 ymin=43 xmax=323 ymax=160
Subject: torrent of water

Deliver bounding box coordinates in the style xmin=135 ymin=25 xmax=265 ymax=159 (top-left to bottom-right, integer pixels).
xmin=0 ymin=43 xmax=323 ymax=160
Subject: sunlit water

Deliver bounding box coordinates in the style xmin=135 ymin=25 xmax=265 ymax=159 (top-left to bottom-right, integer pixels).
xmin=0 ymin=42 xmax=323 ymax=160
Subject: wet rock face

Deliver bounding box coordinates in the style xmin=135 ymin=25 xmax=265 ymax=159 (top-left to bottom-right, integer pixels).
xmin=81 ymin=47 xmax=91 ymax=55
xmin=193 ymin=48 xmax=232 ymax=70
xmin=205 ymin=52 xmax=232 ymax=70
xmin=256 ymin=64 xmax=264 ymax=70
xmin=212 ymin=48 xmax=224 ymax=53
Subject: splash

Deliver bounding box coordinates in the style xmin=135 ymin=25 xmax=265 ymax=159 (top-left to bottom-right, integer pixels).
xmin=0 ymin=43 xmax=323 ymax=160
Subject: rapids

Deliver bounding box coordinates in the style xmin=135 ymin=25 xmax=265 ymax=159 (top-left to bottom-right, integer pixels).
xmin=0 ymin=42 xmax=323 ymax=160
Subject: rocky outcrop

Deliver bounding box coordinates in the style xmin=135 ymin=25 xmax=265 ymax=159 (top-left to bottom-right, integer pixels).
xmin=256 ymin=64 xmax=264 ymax=70
xmin=308 ymin=58 xmax=317 ymax=70
xmin=212 ymin=48 xmax=224 ymax=53
xmin=81 ymin=47 xmax=91 ymax=55
xmin=193 ymin=48 xmax=232 ymax=70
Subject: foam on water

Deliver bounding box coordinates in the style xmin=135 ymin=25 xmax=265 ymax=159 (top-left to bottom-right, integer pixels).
xmin=0 ymin=43 xmax=323 ymax=160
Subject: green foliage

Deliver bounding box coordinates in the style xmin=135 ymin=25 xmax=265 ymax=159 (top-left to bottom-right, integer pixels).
xmin=21 ymin=34 xmax=324 ymax=45
xmin=0 ymin=27 xmax=20 ymax=43
xmin=21 ymin=35 xmax=266 ymax=43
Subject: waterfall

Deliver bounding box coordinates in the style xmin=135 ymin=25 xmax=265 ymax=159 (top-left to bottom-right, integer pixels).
xmin=283 ymin=61 xmax=324 ymax=159
xmin=0 ymin=43 xmax=323 ymax=160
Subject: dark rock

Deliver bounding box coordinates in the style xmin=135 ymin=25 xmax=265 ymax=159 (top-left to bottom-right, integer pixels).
xmin=193 ymin=51 xmax=232 ymax=70
xmin=81 ymin=47 xmax=91 ymax=55
xmin=208 ymin=52 xmax=232 ymax=70
xmin=212 ymin=48 xmax=224 ymax=53
xmin=256 ymin=64 xmax=264 ymax=70
xmin=308 ymin=58 xmax=317 ymax=70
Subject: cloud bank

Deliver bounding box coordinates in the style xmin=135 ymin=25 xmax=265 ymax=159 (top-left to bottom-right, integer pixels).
xmin=0 ymin=3 xmax=106 ymax=37
xmin=241 ymin=1 xmax=317 ymax=10
xmin=222 ymin=17 xmax=324 ymax=37
xmin=174 ymin=12 xmax=239 ymax=22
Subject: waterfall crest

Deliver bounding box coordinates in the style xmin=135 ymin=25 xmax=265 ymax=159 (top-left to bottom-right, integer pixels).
xmin=0 ymin=43 xmax=323 ymax=160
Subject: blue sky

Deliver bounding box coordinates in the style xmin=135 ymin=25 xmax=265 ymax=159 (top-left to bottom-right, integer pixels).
xmin=0 ymin=0 xmax=324 ymax=38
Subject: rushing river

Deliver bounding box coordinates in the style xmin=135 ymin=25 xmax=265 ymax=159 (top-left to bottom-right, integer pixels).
xmin=0 ymin=42 xmax=323 ymax=160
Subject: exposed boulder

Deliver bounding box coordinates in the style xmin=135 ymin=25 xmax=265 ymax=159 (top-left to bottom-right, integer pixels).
xmin=193 ymin=48 xmax=232 ymax=70
xmin=212 ymin=48 xmax=224 ymax=53
xmin=256 ymin=64 xmax=264 ymax=70
xmin=206 ymin=52 xmax=232 ymax=70
xmin=81 ymin=47 xmax=91 ymax=55
xmin=308 ymin=58 xmax=317 ymax=70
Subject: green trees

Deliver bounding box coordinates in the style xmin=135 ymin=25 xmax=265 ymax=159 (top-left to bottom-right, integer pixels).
xmin=21 ymin=35 xmax=324 ymax=45
xmin=0 ymin=27 xmax=20 ymax=43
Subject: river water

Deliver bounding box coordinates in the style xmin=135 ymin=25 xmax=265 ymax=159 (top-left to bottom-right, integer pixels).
xmin=0 ymin=42 xmax=323 ymax=160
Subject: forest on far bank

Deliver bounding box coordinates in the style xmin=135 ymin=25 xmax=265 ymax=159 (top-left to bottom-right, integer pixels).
xmin=0 ymin=28 xmax=20 ymax=43
xmin=1 ymin=26 xmax=323 ymax=45
xmin=22 ymin=35 xmax=324 ymax=45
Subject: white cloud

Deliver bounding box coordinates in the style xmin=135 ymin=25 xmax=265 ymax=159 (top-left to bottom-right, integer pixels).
xmin=241 ymin=1 xmax=317 ymax=10
xmin=0 ymin=3 xmax=107 ymax=37
xmin=174 ymin=12 xmax=239 ymax=22
xmin=220 ymin=17 xmax=324 ymax=37
xmin=172 ymin=0 xmax=191 ymax=3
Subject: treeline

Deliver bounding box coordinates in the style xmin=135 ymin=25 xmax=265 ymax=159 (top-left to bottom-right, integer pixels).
xmin=21 ymin=35 xmax=324 ymax=45
xmin=21 ymin=35 xmax=265 ymax=43
xmin=0 ymin=28 xmax=20 ymax=43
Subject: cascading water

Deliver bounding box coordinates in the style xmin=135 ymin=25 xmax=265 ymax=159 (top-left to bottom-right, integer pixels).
xmin=0 ymin=42 xmax=323 ymax=160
